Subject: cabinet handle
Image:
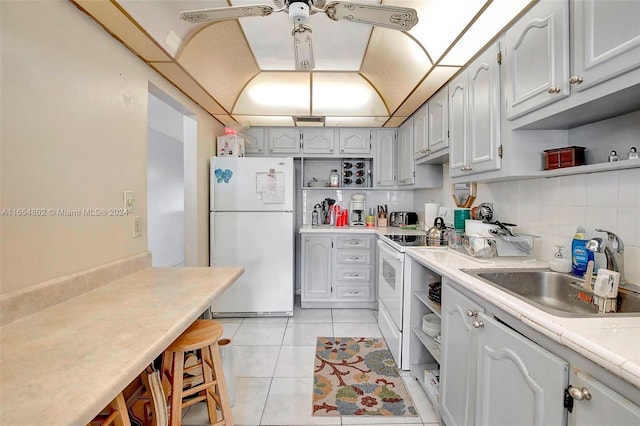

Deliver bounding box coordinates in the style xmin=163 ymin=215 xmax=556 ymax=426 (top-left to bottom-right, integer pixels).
xmin=269 ymin=148 xmax=274 ymax=152
xmin=259 ymin=148 xmax=263 ymax=152
xmin=466 ymin=310 xmax=477 ymax=317
xmin=569 ymin=75 xmax=584 ymax=85
xmin=547 ymin=86 xmax=561 ymax=94
xmin=568 ymin=386 xmax=591 ymax=401
xmin=472 ymin=320 xmax=484 ymax=328
xmin=341 ymin=148 xmax=345 ymax=152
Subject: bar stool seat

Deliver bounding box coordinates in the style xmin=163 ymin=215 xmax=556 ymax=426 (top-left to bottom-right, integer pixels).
xmin=161 ymin=320 xmax=233 ymax=426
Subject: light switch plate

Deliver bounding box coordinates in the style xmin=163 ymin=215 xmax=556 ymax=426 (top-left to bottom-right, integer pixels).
xmin=123 ymin=191 xmax=134 ymax=212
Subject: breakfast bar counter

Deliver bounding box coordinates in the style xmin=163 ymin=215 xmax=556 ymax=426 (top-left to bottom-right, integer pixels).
xmin=0 ymin=266 xmax=244 ymax=426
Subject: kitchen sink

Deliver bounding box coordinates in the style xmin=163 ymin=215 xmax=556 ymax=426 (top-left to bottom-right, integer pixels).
xmin=462 ymin=268 xmax=640 ymax=317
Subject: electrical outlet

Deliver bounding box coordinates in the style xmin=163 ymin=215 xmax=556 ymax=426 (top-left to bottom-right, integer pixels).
xmin=132 ymin=216 xmax=142 ymax=238
xmin=123 ymin=191 xmax=134 ymax=213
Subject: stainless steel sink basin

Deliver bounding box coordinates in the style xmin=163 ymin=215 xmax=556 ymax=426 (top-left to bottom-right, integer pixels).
xmin=462 ymin=268 xmax=640 ymax=317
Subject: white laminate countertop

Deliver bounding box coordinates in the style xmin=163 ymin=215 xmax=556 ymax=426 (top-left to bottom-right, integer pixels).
xmin=405 ymin=248 xmax=640 ymax=389
xmin=299 ymin=224 xmax=427 ymax=236
xmin=0 ymin=266 xmax=244 ymax=426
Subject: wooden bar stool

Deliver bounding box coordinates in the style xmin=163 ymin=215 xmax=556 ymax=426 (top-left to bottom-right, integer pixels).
xmin=161 ymin=320 xmax=233 ymax=426
xmin=87 ymin=392 xmax=131 ymax=426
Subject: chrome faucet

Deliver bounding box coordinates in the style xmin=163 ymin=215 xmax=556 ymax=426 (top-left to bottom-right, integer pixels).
xmin=586 ymin=229 xmax=625 ymax=285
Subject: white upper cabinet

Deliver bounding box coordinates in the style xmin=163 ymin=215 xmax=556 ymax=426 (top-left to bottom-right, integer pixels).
xmin=397 ymin=118 xmax=415 ymax=185
xmin=449 ymin=42 xmax=502 ymax=178
xmin=374 ymin=129 xmax=397 ymax=187
xmin=448 ymin=74 xmax=467 ymax=176
xmin=413 ymin=105 xmax=429 ymax=160
xmin=571 ymin=0 xmax=640 ymax=92
xmin=504 ymin=0 xmax=570 ymax=120
xmin=338 ymin=128 xmax=371 ymax=154
xmin=242 ymin=127 xmax=266 ymax=155
xmin=268 ymin=128 xmax=301 ymax=154
xmin=427 ymin=87 xmax=449 ymax=154
xmin=302 ymin=128 xmax=336 ymax=154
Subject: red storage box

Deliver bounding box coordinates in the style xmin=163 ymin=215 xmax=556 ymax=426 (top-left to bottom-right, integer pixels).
xmin=544 ymin=146 xmax=586 ymax=170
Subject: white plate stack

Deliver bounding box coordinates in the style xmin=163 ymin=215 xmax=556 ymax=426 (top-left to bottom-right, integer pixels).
xmin=422 ymin=313 xmax=441 ymax=337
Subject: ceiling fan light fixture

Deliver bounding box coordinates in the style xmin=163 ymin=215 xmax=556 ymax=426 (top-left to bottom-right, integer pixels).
xmin=288 ymin=1 xmax=310 ymax=24
xmin=292 ymin=24 xmax=315 ymax=70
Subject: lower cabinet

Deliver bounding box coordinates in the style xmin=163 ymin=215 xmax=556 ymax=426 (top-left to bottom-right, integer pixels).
xmin=301 ymin=233 xmax=376 ymax=308
xmin=567 ymin=367 xmax=640 ymax=426
xmin=440 ymin=280 xmax=568 ymax=426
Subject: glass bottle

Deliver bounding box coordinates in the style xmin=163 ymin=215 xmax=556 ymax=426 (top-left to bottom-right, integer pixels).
xmin=329 ymin=169 xmax=339 ymax=187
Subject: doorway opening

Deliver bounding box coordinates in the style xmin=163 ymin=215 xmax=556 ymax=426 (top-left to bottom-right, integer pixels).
xmin=147 ymin=84 xmax=197 ymax=267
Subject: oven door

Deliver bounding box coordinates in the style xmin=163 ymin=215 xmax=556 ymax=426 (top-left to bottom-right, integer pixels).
xmin=376 ymin=239 xmax=404 ymax=330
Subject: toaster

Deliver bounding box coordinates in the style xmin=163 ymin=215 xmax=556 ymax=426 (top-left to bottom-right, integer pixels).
xmin=389 ymin=211 xmax=419 ymax=227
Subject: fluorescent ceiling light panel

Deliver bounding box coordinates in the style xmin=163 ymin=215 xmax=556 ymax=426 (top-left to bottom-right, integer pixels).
xmin=234 ymin=72 xmax=310 ymax=115
xmin=233 ymin=115 xmax=295 ymax=127
xmin=312 ymin=73 xmax=387 ymax=116
xmin=440 ymin=0 xmax=534 ymax=66
xmin=386 ymin=0 xmax=488 ymax=63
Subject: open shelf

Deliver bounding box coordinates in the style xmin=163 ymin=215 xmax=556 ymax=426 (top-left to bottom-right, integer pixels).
xmin=531 ymin=158 xmax=639 ymax=178
xmin=412 ymin=327 xmax=441 ymax=364
xmin=413 ymin=291 xmax=441 ymax=317
xmin=410 ymin=362 xmax=440 ymax=412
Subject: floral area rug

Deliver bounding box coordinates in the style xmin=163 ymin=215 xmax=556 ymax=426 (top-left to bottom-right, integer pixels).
xmin=313 ymin=337 xmax=417 ymax=417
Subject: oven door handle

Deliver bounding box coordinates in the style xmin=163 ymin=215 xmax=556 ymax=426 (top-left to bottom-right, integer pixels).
xmin=377 ymin=240 xmax=405 ymax=262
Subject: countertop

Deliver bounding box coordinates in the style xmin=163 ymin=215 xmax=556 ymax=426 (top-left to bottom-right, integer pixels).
xmin=405 ymin=248 xmax=640 ymax=389
xmin=0 ymin=266 xmax=244 ymax=426
xmin=299 ymin=224 xmax=427 ymax=236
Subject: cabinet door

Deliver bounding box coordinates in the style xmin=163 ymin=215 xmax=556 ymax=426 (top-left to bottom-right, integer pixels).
xmin=467 ymin=43 xmax=502 ymax=175
xmin=374 ymin=129 xmax=396 ymax=187
xmin=338 ymin=128 xmax=371 ymax=154
xmin=243 ymin=127 xmax=266 ymax=155
xmin=448 ymin=74 xmax=468 ymax=178
xmin=302 ymin=128 xmax=335 ymax=154
xmin=397 ymin=119 xmax=415 ymax=185
xmin=440 ymin=283 xmax=484 ymax=426
xmin=572 ymin=0 xmax=640 ymax=92
xmin=268 ymin=128 xmax=301 ymax=154
xmin=568 ymin=368 xmax=640 ymax=426
xmin=302 ymin=236 xmax=332 ymax=299
xmin=413 ymin=105 xmax=429 ymax=159
xmin=504 ymin=0 xmax=570 ymax=119
xmin=428 ymin=87 xmax=449 ymax=154
xmin=474 ymin=312 xmax=568 ymax=426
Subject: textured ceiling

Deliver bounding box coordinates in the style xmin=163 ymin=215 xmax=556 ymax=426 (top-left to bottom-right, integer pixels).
xmin=71 ymin=0 xmax=536 ymax=128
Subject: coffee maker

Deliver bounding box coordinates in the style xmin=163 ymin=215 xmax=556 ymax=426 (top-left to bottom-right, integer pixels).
xmin=349 ymin=194 xmax=366 ymax=226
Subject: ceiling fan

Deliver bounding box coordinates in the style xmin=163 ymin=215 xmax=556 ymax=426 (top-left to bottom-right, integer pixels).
xmin=179 ymin=0 xmax=418 ymax=71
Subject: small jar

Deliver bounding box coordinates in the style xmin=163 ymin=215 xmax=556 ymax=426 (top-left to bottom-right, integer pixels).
xmin=329 ymin=169 xmax=339 ymax=187
xmin=629 ymin=147 xmax=639 ymax=160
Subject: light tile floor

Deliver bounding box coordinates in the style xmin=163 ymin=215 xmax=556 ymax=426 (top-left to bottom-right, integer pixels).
xmin=181 ymin=305 xmax=440 ymax=426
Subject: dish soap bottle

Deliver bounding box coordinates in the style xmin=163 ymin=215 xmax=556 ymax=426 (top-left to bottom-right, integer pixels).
xmin=550 ymin=245 xmax=572 ymax=273
xmin=571 ymin=226 xmax=594 ymax=277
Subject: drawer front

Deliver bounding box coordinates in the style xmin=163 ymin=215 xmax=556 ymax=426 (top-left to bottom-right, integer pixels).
xmin=336 ymin=251 xmax=372 ymax=265
xmin=335 ymin=268 xmax=371 ymax=283
xmin=337 ymin=236 xmax=372 ymax=250
xmin=336 ymin=286 xmax=372 ymax=300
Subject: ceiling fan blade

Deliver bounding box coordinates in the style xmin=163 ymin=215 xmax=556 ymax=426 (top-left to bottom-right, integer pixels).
xmin=179 ymin=5 xmax=274 ymax=23
xmin=324 ymin=1 xmax=418 ymax=31
xmin=292 ymin=24 xmax=315 ymax=70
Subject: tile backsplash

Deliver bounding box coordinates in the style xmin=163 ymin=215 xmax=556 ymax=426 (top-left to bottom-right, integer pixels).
xmin=416 ymin=166 xmax=640 ymax=285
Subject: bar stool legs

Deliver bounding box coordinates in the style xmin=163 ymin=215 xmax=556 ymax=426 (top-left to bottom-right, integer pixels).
xmin=161 ymin=320 xmax=233 ymax=426
xmin=88 ymin=392 xmax=131 ymax=426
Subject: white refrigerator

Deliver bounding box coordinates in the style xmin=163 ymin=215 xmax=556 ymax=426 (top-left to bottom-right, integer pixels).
xmin=210 ymin=156 xmax=294 ymax=316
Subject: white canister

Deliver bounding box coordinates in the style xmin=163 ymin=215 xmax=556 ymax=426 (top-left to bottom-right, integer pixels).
xmin=425 ymin=202 xmax=440 ymax=228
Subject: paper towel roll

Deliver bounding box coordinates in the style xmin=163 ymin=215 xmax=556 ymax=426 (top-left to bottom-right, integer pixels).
xmin=425 ymin=203 xmax=440 ymax=227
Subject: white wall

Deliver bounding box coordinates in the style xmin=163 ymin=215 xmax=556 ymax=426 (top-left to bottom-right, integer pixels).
xmin=147 ymin=94 xmax=185 ymax=267
xmin=0 ymin=1 xmax=223 ymax=293
xmin=415 ymin=113 xmax=640 ymax=285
